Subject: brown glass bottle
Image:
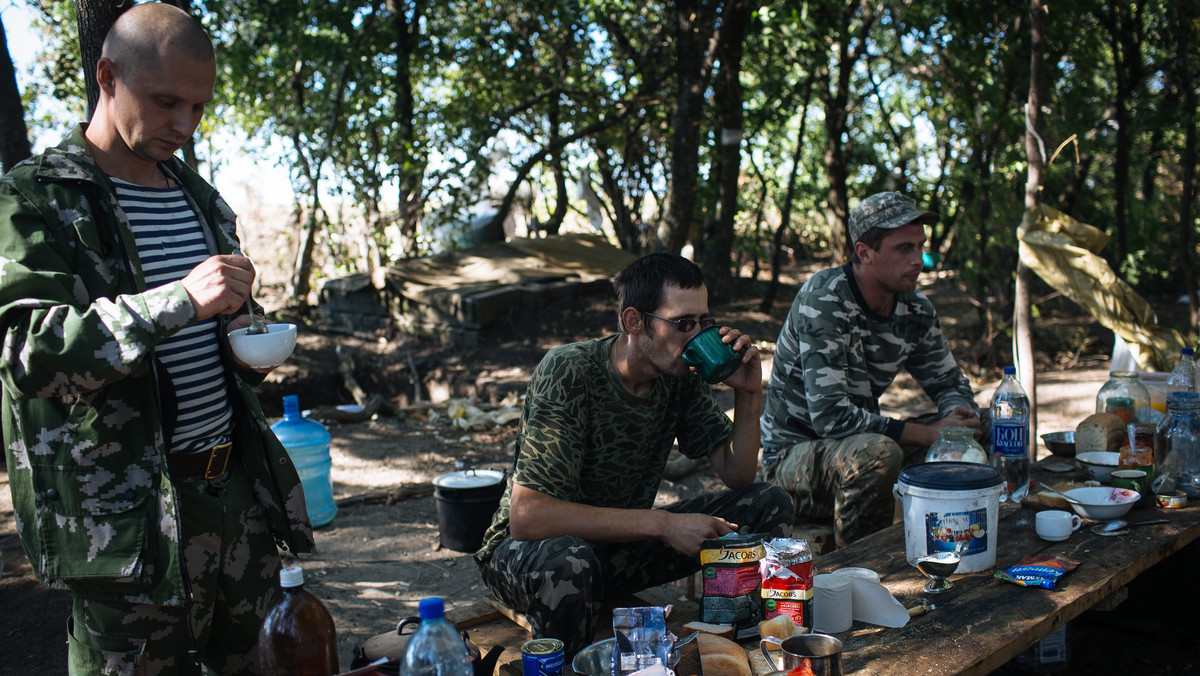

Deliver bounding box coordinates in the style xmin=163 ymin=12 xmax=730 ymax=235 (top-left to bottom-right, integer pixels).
xmin=259 ymin=566 xmax=340 ymax=676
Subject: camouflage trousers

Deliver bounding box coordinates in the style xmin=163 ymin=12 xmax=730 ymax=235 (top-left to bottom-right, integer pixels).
xmin=477 ymin=483 xmax=792 ymax=658
xmin=68 ymin=460 xmax=281 ymax=676
xmin=763 ymin=412 xmax=990 ymax=547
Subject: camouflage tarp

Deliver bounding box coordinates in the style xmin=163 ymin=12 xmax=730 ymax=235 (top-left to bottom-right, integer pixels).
xmin=1018 ymin=204 xmax=1184 ymax=372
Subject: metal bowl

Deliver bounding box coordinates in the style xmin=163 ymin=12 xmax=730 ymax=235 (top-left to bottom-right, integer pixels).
xmin=1076 ymin=451 xmax=1120 ymax=483
xmin=571 ymin=638 xmax=680 ymax=676
xmin=1040 ymin=431 xmax=1076 ymax=457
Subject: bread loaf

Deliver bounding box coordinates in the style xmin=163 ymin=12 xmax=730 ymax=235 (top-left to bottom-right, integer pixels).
xmin=697 ymin=633 xmax=751 ymax=676
xmin=682 ymin=621 xmax=735 ymax=640
xmin=1076 ymin=412 xmax=1126 ymax=452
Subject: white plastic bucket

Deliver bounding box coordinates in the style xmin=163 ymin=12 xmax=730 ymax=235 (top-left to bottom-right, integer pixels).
xmin=893 ymin=462 xmax=1004 ymax=573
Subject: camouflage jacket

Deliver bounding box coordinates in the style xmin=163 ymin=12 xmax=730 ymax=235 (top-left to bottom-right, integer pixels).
xmin=475 ymin=335 xmax=732 ymax=563
xmin=760 ymin=263 xmax=977 ymax=465
xmin=0 ymin=125 xmax=314 ymax=605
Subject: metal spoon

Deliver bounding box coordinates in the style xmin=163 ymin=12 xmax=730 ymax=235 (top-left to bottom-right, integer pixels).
xmin=1097 ymin=518 xmax=1170 ymax=533
xmin=1036 ymin=483 xmax=1083 ymax=505
xmin=244 ymin=298 xmax=268 ymax=334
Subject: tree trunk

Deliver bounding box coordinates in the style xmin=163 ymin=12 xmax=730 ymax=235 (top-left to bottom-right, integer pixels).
xmin=821 ymin=3 xmax=873 ymax=262
xmin=75 ymin=0 xmax=135 ymax=119
xmin=761 ymin=73 xmax=814 ymax=314
xmin=388 ymin=0 xmax=423 ymax=256
xmin=1018 ymin=0 xmax=1047 ymax=442
xmin=0 ymin=15 xmax=31 ymax=172
xmin=1174 ymin=2 xmax=1198 ymax=334
xmin=659 ymin=0 xmax=720 ymax=254
xmin=1100 ymin=3 xmax=1144 ymax=274
xmin=698 ymin=0 xmax=749 ymax=302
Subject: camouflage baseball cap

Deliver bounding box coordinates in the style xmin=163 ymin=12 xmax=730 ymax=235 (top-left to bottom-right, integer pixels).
xmin=848 ymin=192 xmax=939 ymax=244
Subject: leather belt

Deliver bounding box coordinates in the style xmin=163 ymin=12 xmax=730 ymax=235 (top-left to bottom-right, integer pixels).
xmin=168 ymin=442 xmax=234 ymax=480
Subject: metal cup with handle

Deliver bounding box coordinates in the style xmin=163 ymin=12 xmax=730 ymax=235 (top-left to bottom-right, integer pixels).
xmin=760 ymin=634 xmax=844 ymax=676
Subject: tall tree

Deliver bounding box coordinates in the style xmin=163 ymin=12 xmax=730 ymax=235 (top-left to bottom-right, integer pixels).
xmin=1018 ymin=0 xmax=1047 ymax=432
xmin=0 ymin=14 xmax=32 ymax=171
xmin=74 ymin=0 xmax=133 ymax=118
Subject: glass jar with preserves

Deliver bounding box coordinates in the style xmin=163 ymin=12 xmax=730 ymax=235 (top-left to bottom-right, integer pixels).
xmin=925 ymin=426 xmax=987 ymax=464
xmin=1095 ymin=371 xmax=1152 ymax=423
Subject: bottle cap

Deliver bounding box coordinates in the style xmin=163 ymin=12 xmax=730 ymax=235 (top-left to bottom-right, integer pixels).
xmin=1185 ymin=347 xmax=1195 ymax=356
xmin=280 ymin=566 xmax=304 ymax=588
xmin=283 ymin=395 xmax=301 ymax=417
xmin=418 ymin=597 xmax=445 ymax=620
xmin=1003 ymin=365 xmax=1015 ymax=375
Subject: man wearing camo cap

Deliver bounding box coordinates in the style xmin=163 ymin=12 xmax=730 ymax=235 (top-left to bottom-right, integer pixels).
xmin=759 ymin=191 xmax=982 ymax=546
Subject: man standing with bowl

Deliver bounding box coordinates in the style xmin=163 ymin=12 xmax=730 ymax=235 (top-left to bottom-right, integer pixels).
xmin=475 ymin=252 xmax=793 ymax=658
xmin=0 ymin=5 xmax=312 ymax=673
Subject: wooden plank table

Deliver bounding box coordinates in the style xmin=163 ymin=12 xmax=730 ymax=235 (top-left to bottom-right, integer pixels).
xmin=821 ymin=482 xmax=1200 ymax=675
xmin=361 ymin=466 xmax=1200 ymax=675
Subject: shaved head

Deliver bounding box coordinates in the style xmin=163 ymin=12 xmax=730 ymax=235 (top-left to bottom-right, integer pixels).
xmin=101 ymin=3 xmax=214 ymax=81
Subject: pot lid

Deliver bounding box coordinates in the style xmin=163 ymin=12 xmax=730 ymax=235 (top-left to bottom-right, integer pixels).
xmin=433 ymin=468 xmax=505 ymax=488
xmin=899 ymin=461 xmax=1002 ymax=490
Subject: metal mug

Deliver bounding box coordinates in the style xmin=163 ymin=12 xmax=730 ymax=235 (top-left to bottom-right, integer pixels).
xmin=681 ymin=326 xmax=742 ymax=384
xmin=760 ymin=634 xmax=844 ymax=676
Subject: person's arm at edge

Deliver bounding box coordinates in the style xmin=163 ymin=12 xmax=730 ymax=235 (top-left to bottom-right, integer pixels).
xmin=707 ymin=327 xmax=761 ymax=489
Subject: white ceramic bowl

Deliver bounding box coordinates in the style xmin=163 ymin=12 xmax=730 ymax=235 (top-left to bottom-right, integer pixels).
xmin=1076 ymin=451 xmax=1120 ymax=482
xmin=228 ymin=323 xmax=297 ymax=368
xmin=1062 ymin=486 xmax=1139 ymax=521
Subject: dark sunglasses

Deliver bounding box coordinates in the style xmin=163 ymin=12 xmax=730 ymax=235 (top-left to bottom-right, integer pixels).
xmin=642 ymin=311 xmax=716 ymax=333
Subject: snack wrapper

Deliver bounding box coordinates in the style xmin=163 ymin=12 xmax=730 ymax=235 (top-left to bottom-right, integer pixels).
xmin=759 ymin=537 xmax=814 ymax=632
xmin=994 ymin=553 xmax=1081 ymax=589
xmin=612 ymin=606 xmax=674 ymax=676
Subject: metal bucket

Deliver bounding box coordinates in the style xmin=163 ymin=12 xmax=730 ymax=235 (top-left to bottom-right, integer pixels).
xmin=432 ymin=469 xmax=505 ymax=552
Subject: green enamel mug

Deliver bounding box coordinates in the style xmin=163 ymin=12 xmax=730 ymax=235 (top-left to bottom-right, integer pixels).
xmin=681 ymin=326 xmax=742 ymax=384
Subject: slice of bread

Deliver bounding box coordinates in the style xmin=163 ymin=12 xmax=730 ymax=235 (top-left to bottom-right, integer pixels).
xmin=758 ymin=614 xmax=800 ymax=642
xmin=1076 ymin=412 xmax=1126 ymax=452
xmin=682 ymin=621 xmax=736 ymax=640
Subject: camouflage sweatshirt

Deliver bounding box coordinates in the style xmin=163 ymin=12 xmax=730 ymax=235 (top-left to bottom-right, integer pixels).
xmin=760 ymin=263 xmax=977 ymax=465
xmin=0 ymin=125 xmax=314 ymax=605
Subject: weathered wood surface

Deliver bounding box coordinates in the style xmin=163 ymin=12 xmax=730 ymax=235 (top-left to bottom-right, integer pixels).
xmin=824 ymin=469 xmax=1200 ymax=676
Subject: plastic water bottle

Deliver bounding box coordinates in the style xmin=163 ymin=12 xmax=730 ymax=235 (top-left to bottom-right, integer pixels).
xmin=271 ymin=395 xmax=337 ymax=527
xmin=1168 ymin=347 xmax=1197 ymax=393
xmin=399 ymin=597 xmax=472 ymax=676
xmin=990 ymin=366 xmax=1031 ymax=504
xmin=259 ymin=566 xmax=339 ymax=675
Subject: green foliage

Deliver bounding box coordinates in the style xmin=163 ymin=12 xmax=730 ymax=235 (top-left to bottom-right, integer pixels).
xmin=8 ymin=0 xmax=1199 ymax=346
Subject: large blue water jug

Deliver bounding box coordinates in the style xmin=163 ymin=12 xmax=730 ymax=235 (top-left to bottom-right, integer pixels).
xmin=271 ymin=395 xmax=336 ymax=527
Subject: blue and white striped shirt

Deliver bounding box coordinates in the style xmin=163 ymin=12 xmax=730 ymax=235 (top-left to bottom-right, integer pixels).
xmin=114 ymin=178 xmax=234 ymax=454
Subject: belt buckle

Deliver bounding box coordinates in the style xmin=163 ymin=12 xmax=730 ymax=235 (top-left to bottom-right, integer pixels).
xmin=204 ymin=442 xmax=233 ymax=480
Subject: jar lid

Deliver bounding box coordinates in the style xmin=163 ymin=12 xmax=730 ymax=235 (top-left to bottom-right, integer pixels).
xmin=899 ymin=462 xmax=1002 ymax=490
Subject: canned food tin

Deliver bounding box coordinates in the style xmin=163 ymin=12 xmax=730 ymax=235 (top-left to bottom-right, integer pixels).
xmin=522 ymin=638 xmax=564 ymax=676
xmin=1155 ymin=491 xmax=1188 ymax=509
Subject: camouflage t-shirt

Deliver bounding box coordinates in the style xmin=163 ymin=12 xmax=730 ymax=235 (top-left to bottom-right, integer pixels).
xmin=760 ymin=263 xmax=976 ymax=465
xmin=475 ymin=334 xmax=733 ymax=563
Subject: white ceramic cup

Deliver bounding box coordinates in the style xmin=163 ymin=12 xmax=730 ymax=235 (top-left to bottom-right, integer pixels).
xmin=1035 ymin=509 xmax=1082 ymax=542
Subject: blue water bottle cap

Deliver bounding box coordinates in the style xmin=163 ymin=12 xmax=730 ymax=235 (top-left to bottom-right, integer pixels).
xmin=1003 ymin=365 xmax=1015 ymax=375
xmin=1184 ymin=347 xmax=1195 ymax=356
xmin=418 ymin=597 xmax=445 ymax=620
xmin=283 ymin=395 xmax=300 ymax=417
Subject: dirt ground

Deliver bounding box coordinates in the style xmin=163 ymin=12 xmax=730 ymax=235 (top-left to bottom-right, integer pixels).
xmin=2 ymin=265 xmax=1197 ymax=674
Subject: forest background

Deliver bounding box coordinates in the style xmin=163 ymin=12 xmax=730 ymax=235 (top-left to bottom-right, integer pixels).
xmin=1 ymin=0 xmax=1198 ymax=361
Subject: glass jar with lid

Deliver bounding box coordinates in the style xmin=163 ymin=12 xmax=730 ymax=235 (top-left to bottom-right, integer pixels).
xmin=925 ymin=426 xmax=987 ymax=464
xmin=1095 ymin=371 xmax=1152 ymax=423
xmin=1154 ymin=391 xmax=1200 ymax=498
